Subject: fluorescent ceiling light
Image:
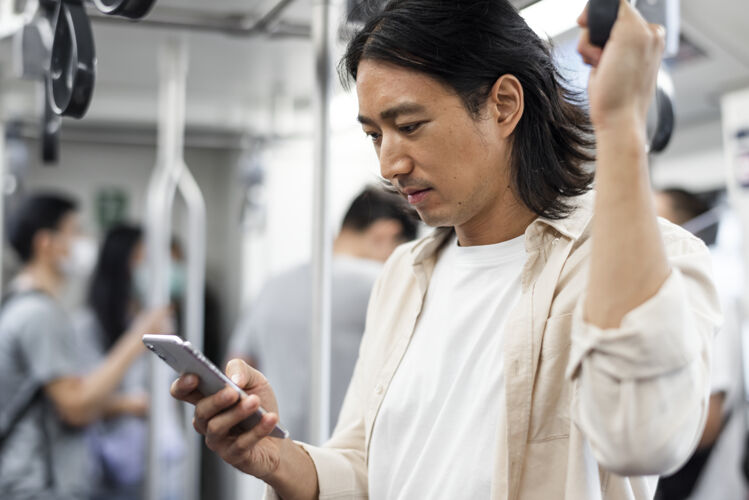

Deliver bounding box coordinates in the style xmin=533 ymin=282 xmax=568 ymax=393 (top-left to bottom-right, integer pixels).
xmin=521 ymin=0 xmax=589 ymax=40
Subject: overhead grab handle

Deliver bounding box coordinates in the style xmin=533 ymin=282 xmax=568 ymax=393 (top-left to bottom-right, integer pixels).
xmin=586 ymin=0 xmax=676 ymax=154
xmin=93 ymin=0 xmax=158 ymax=20
xmin=48 ymin=0 xmax=96 ymax=118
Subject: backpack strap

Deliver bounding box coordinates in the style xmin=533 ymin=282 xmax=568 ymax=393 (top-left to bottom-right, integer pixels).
xmin=0 ymin=289 xmax=48 ymax=447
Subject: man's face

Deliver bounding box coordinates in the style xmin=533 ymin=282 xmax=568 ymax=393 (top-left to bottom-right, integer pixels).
xmin=356 ymin=60 xmax=514 ymax=230
xmin=45 ymin=212 xmax=80 ymax=272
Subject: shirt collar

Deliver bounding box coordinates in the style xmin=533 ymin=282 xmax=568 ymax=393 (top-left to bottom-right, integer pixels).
xmin=527 ymin=191 xmax=594 ymax=244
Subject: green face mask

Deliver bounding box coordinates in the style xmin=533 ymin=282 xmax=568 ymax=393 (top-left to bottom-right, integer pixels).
xmin=133 ymin=260 xmax=186 ymax=303
xmin=168 ymin=261 xmax=186 ymax=300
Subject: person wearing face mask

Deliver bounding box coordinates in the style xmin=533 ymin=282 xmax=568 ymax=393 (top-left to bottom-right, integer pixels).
xmin=0 ymin=194 xmax=170 ymax=500
xmin=72 ymin=224 xmax=172 ymax=500
xmin=166 ymin=237 xmax=225 ymax=369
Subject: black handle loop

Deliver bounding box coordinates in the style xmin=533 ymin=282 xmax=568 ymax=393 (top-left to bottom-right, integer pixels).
xmin=42 ymin=79 xmax=61 ymax=164
xmin=649 ymin=75 xmax=675 ymax=153
xmin=48 ymin=0 xmax=96 ymax=119
xmin=92 ymin=0 xmax=157 ymax=20
xmin=586 ymin=0 xmax=674 ymax=153
xmin=588 ymin=0 xmax=620 ymax=47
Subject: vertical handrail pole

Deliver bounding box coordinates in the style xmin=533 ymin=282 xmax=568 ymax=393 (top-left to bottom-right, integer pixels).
xmin=177 ymin=166 xmax=206 ymax=354
xmin=309 ymin=0 xmax=334 ymax=445
xmin=177 ymin=160 xmax=206 ymax=500
xmin=722 ymin=88 xmax=749 ymax=439
xmin=144 ymin=161 xmax=177 ymax=500
xmin=145 ymin=35 xmax=192 ymax=500
xmin=0 ymin=120 xmax=5 ymax=294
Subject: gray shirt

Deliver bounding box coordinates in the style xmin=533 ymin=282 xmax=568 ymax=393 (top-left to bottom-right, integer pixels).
xmin=229 ymin=256 xmax=382 ymax=442
xmin=0 ymin=292 xmax=92 ymax=500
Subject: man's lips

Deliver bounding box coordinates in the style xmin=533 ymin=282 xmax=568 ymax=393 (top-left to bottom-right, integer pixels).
xmin=404 ymin=188 xmax=431 ymax=205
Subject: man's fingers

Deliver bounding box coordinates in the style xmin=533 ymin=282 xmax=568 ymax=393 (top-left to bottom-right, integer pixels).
xmin=194 ymin=387 xmax=240 ymax=434
xmin=226 ymin=358 xmax=265 ymax=390
xmin=206 ymin=395 xmax=262 ymax=439
xmin=170 ymin=374 xmax=202 ymax=405
xmin=577 ymin=29 xmax=602 ymax=67
xmin=650 ymin=23 xmax=667 ymax=54
xmin=224 ymin=412 xmax=280 ymax=464
xmin=577 ymin=2 xmax=589 ymax=28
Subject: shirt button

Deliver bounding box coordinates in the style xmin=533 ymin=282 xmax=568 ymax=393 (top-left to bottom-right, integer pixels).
xmin=375 ymin=384 xmax=384 ymax=395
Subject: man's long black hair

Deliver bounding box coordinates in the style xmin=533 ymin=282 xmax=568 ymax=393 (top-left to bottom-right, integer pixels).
xmin=341 ymin=0 xmax=596 ymax=219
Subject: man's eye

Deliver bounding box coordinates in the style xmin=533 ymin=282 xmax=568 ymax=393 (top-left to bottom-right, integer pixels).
xmin=365 ymin=131 xmax=382 ymax=143
xmin=398 ymin=122 xmax=423 ymax=134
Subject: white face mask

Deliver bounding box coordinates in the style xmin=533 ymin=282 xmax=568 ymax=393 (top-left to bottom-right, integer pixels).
xmin=59 ymin=236 xmax=98 ymax=278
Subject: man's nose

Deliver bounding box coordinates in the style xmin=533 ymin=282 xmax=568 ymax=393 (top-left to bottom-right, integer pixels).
xmin=379 ymin=136 xmax=413 ymax=181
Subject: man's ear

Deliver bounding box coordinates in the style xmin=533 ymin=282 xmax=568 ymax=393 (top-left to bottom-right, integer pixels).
xmin=32 ymin=230 xmax=53 ymax=260
xmin=488 ymin=74 xmax=524 ymax=139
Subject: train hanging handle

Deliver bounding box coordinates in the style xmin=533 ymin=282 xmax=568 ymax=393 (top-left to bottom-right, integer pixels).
xmin=42 ymin=79 xmax=62 ymax=164
xmin=585 ymin=0 xmax=675 ymax=153
xmin=48 ymin=0 xmax=96 ymax=118
xmin=588 ymin=0 xmax=621 ymax=48
xmin=93 ymin=0 xmax=157 ymax=20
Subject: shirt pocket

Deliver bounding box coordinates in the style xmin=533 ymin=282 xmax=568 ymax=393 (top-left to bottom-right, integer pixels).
xmin=528 ymin=313 xmax=573 ymax=442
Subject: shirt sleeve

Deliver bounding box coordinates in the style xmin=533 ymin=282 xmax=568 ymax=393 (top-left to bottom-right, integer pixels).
xmin=15 ymin=296 xmax=80 ymax=384
xmin=566 ymin=234 xmax=722 ymax=477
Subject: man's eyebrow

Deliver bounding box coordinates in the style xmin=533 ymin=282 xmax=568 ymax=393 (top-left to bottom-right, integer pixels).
xmin=357 ymin=103 xmax=427 ymax=125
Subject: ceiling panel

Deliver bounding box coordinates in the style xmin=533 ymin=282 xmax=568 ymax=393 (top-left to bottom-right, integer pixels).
xmin=2 ymin=0 xmax=748 ymax=136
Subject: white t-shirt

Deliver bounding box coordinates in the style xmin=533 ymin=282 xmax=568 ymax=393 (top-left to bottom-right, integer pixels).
xmin=369 ymin=234 xmax=527 ymax=499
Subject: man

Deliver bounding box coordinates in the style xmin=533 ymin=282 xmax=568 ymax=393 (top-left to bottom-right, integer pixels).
xmin=0 ymin=193 xmax=168 ymax=499
xmin=227 ymin=186 xmax=418 ymax=441
xmin=654 ymin=188 xmax=745 ymax=500
xmin=172 ymin=1 xmax=721 ymax=499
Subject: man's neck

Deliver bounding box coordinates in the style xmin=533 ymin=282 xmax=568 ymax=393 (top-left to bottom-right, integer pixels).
xmin=332 ymin=233 xmax=366 ymax=259
xmin=16 ymin=261 xmax=62 ymax=297
xmin=455 ymin=196 xmax=537 ymax=247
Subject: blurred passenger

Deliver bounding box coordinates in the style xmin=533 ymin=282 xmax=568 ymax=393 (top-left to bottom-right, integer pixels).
xmin=74 ymin=224 xmax=170 ymax=500
xmin=228 ymin=186 xmax=418 ymax=440
xmin=655 ymin=188 xmax=747 ymax=500
xmin=0 ymin=194 xmax=168 ymax=500
xmin=169 ymin=237 xmax=223 ymax=365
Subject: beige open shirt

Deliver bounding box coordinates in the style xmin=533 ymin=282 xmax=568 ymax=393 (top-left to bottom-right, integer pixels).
xmin=266 ymin=193 xmax=722 ymax=500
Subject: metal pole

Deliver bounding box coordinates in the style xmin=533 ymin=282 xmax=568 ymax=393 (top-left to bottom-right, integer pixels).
xmin=177 ymin=158 xmax=206 ymax=500
xmin=86 ymin=0 xmax=310 ymax=39
xmin=177 ymin=164 xmax=206 ymax=355
xmin=0 ymin=120 xmax=5 ymax=294
xmin=144 ymin=155 xmax=177 ymax=500
xmin=721 ymin=87 xmax=749 ymax=447
xmin=309 ymin=0 xmax=334 ymax=445
xmin=146 ymin=35 xmax=200 ymax=500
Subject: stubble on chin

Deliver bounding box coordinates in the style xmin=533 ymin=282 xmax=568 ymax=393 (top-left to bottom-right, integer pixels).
xmin=417 ymin=205 xmax=457 ymax=229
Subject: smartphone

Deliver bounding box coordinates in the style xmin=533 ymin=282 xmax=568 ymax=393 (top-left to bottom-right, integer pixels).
xmin=143 ymin=334 xmax=288 ymax=439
